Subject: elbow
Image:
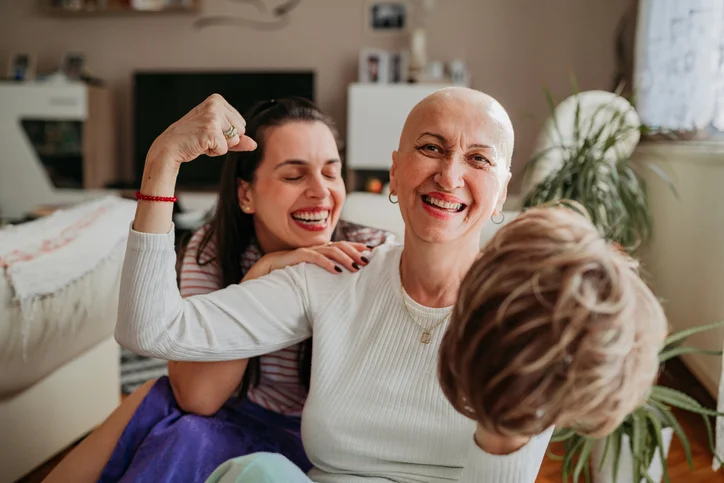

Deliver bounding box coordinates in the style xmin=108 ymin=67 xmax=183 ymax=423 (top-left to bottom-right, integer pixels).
xmin=114 ymin=325 xmax=170 ymax=360
xmin=175 ymin=395 xmax=224 ymax=417
xmin=114 ymin=305 xmax=158 ymax=357
xmin=114 ymin=327 xmax=146 ymax=356
xmin=169 ymin=380 xmax=225 ymax=416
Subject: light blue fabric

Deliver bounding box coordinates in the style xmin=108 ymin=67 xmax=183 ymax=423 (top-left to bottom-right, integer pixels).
xmin=205 ymin=453 xmax=313 ymax=483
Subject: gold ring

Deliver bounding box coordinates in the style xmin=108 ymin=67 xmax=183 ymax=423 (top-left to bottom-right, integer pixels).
xmin=223 ymin=125 xmax=238 ymax=139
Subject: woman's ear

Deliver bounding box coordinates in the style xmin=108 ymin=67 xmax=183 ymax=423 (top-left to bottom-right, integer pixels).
xmin=237 ymin=179 xmax=256 ymax=214
xmin=389 ymin=150 xmax=399 ymax=196
xmin=495 ymin=171 xmax=512 ymax=213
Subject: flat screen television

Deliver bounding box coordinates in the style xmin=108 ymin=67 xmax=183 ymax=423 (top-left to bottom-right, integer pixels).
xmin=133 ymin=71 xmax=315 ymax=189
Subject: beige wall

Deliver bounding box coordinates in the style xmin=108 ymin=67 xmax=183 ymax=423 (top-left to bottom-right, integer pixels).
xmin=0 ymin=0 xmax=631 ymax=192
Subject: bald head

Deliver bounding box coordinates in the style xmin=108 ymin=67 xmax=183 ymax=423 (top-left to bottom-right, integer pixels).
xmin=399 ymin=87 xmax=515 ymax=167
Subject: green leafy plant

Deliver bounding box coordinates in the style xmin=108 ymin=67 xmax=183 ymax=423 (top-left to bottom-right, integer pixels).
xmin=523 ymin=82 xmax=724 ymax=481
xmin=522 ymin=82 xmax=677 ymax=254
xmin=551 ymin=320 xmax=724 ymax=483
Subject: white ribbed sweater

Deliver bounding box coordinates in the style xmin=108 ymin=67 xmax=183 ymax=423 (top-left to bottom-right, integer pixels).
xmin=116 ymin=227 xmax=552 ymax=483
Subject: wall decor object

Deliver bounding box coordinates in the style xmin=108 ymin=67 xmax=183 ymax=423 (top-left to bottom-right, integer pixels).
xmin=365 ymin=0 xmax=408 ymax=35
xmin=61 ymin=51 xmax=86 ymax=80
xmin=194 ymin=0 xmax=302 ymax=30
xmin=447 ymin=59 xmax=470 ymax=86
xmin=388 ymin=51 xmax=409 ymax=83
xmin=43 ymin=0 xmax=200 ymax=16
xmin=359 ymin=48 xmax=390 ymax=83
xmin=7 ymin=53 xmax=37 ymax=81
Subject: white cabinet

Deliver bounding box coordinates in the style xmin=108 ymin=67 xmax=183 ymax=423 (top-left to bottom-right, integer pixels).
xmin=346 ymin=83 xmax=449 ymax=172
xmin=0 ymin=82 xmax=119 ymax=220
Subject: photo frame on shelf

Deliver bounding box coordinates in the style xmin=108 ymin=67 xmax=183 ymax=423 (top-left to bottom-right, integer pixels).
xmin=364 ymin=0 xmax=409 ymax=36
xmin=7 ymin=53 xmax=36 ymax=81
xmin=61 ymin=51 xmax=86 ymax=80
xmin=388 ymin=50 xmax=409 ymax=83
xmin=359 ymin=48 xmax=390 ymax=84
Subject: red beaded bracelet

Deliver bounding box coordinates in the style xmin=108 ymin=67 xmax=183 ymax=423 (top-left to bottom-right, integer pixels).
xmin=135 ymin=190 xmax=177 ymax=203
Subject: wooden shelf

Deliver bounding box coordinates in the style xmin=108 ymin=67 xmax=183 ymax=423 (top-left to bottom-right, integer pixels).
xmin=42 ymin=1 xmax=200 ymax=17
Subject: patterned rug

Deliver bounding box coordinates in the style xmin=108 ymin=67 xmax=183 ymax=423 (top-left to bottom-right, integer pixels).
xmin=120 ymin=348 xmax=168 ymax=394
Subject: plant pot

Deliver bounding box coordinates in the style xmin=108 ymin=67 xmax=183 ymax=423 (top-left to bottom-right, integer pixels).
xmin=591 ymin=427 xmax=674 ymax=483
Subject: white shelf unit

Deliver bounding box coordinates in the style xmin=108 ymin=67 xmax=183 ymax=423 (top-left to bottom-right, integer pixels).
xmin=345 ymin=83 xmax=450 ymax=189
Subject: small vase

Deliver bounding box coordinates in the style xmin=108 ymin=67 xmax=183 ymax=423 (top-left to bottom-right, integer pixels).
xmin=591 ymin=427 xmax=674 ymax=483
xmin=131 ymin=0 xmax=164 ymax=10
xmin=408 ymin=27 xmax=427 ymax=83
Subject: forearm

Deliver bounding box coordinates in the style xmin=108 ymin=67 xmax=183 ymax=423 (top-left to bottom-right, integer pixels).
xmin=115 ymin=228 xmax=312 ymax=361
xmin=133 ymin=152 xmax=180 ymax=234
xmin=168 ymin=359 xmax=248 ymax=416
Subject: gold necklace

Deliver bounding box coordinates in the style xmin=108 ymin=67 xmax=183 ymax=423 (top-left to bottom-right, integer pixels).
xmin=399 ymin=265 xmax=452 ymax=344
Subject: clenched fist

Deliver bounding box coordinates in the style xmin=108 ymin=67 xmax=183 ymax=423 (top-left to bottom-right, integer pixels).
xmin=146 ymin=93 xmax=257 ymax=167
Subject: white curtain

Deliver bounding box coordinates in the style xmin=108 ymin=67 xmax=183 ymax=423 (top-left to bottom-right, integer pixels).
xmin=634 ymin=0 xmax=724 ymax=469
xmin=634 ymin=0 xmax=724 ymax=133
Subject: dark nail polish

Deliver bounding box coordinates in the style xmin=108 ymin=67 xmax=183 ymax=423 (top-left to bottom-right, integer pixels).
xmin=361 ymin=257 xmax=369 ymax=263
xmin=366 ymin=245 xmax=375 ymax=249
xmin=352 ymin=263 xmax=360 ymax=270
xmin=335 ymin=266 xmax=342 ymax=273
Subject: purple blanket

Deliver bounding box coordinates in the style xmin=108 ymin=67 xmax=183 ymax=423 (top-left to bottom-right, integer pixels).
xmin=99 ymin=377 xmax=312 ymax=482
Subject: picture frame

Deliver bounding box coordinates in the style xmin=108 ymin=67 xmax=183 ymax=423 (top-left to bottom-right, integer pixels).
xmin=388 ymin=50 xmax=409 ymax=83
xmin=364 ymin=0 xmax=409 ymax=36
xmin=61 ymin=51 xmax=86 ymax=81
xmin=359 ymin=48 xmax=390 ymax=84
xmin=7 ymin=53 xmax=36 ymax=81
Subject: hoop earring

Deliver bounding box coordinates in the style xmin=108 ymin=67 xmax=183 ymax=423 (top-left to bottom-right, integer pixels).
xmin=491 ymin=211 xmax=505 ymax=224
xmin=388 ymin=193 xmax=398 ymax=204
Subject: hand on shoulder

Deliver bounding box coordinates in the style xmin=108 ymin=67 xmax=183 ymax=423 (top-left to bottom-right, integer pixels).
xmin=242 ymin=241 xmax=372 ymax=282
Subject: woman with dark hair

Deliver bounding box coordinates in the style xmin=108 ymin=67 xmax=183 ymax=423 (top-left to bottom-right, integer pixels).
xmin=46 ymin=97 xmax=392 ymax=483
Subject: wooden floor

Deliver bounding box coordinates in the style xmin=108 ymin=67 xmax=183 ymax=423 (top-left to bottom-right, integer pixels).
xmin=17 ymin=360 xmax=724 ymax=482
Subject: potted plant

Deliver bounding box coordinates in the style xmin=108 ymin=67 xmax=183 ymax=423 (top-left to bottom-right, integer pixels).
xmin=520 ymin=81 xmax=676 ymax=254
xmin=550 ymin=320 xmax=724 ymax=483
xmin=521 ymin=83 xmax=724 ymax=482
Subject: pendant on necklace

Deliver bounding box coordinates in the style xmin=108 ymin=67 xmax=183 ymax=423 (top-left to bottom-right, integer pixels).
xmin=420 ymin=329 xmax=432 ymax=344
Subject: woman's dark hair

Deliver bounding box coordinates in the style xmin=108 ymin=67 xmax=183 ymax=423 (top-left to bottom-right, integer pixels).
xmin=194 ymin=96 xmax=338 ymax=397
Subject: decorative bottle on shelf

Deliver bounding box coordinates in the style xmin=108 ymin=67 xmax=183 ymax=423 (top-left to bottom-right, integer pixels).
xmin=408 ymin=27 xmax=427 ymax=84
xmin=406 ymin=0 xmax=436 ymax=83
xmin=131 ymin=0 xmax=165 ymax=10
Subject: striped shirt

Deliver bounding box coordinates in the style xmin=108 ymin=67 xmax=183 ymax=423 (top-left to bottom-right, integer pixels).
xmin=179 ymin=220 xmax=392 ymax=416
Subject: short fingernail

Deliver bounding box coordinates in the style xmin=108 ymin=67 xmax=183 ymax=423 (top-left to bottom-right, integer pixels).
xmin=352 ymin=263 xmax=360 ymax=270
xmin=366 ymin=245 xmax=375 ymax=249
xmin=335 ymin=266 xmax=342 ymax=273
xmin=361 ymin=257 xmax=369 ymax=264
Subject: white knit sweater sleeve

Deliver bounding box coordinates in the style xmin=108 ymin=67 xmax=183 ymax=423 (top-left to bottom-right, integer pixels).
xmin=115 ymin=226 xmax=312 ymax=361
xmin=458 ymin=427 xmax=554 ymax=482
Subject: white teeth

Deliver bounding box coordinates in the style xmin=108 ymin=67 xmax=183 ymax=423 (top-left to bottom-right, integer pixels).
xmin=425 ymin=196 xmax=462 ymax=211
xmin=292 ymin=210 xmax=329 ymax=222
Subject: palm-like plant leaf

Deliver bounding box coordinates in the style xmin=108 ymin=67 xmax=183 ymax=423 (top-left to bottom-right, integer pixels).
xmin=530 ymin=82 xmax=724 ymax=482
xmin=553 ymin=320 xmax=724 ymax=481
xmin=522 ymin=83 xmax=673 ymax=253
